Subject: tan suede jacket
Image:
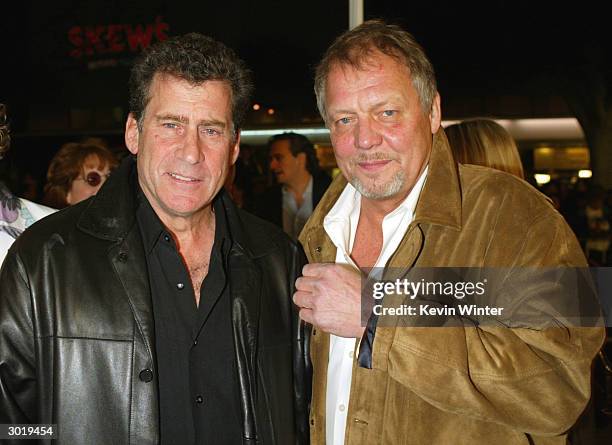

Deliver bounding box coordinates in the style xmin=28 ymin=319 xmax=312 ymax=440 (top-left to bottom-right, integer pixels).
xmin=299 ymin=130 xmax=605 ymax=445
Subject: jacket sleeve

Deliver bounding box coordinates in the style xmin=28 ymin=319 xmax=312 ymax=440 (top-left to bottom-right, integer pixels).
xmin=290 ymin=241 xmax=312 ymax=445
xmin=377 ymin=214 xmax=605 ymax=436
xmin=0 ymin=247 xmax=37 ymax=425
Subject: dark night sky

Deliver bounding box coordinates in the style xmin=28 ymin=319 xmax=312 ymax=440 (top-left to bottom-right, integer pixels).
xmin=0 ymin=0 xmax=609 ymax=194
xmin=0 ymin=1 xmax=609 ymax=132
xmin=1 ymin=1 xmax=347 ymax=130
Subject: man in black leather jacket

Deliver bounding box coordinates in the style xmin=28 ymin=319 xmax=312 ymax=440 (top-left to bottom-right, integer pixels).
xmin=0 ymin=33 xmax=310 ymax=444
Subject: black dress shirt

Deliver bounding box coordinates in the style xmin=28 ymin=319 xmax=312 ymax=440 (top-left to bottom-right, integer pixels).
xmin=136 ymin=192 xmax=242 ymax=444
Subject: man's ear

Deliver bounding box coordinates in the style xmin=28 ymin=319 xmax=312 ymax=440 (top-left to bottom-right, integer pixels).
xmin=125 ymin=113 xmax=140 ymax=155
xmin=429 ymin=92 xmax=442 ymax=134
xmin=230 ymin=131 xmax=241 ymax=165
xmin=296 ymin=152 xmax=307 ymax=169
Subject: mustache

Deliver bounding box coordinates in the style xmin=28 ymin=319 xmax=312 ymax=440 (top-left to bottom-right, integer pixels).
xmin=351 ymin=152 xmax=398 ymax=165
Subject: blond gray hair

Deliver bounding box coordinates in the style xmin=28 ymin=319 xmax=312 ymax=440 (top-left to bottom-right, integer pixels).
xmin=314 ymin=20 xmax=437 ymax=123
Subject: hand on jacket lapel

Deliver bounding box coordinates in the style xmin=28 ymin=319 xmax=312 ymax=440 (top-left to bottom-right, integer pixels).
xmin=293 ymin=263 xmax=365 ymax=338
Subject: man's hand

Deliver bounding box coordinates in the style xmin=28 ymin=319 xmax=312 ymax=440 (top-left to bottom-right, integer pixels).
xmin=293 ymin=263 xmax=365 ymax=338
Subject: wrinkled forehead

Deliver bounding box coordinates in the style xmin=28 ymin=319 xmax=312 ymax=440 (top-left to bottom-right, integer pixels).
xmin=331 ymin=46 xmax=408 ymax=77
xmin=324 ymin=53 xmax=412 ymax=101
xmin=148 ymin=72 xmax=233 ymax=104
xmin=144 ymin=72 xmax=235 ymax=133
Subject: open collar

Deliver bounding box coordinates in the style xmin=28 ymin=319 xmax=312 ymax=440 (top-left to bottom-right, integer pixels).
xmin=300 ymin=129 xmax=462 ymax=257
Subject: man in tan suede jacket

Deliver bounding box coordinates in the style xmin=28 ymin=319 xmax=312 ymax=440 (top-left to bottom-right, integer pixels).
xmin=293 ymin=20 xmax=605 ymax=444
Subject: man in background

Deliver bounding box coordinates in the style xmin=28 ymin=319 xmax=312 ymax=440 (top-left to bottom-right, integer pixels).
xmin=256 ymin=132 xmax=331 ymax=238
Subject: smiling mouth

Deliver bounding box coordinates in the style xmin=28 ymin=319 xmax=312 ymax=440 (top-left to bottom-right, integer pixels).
xmin=168 ymin=172 xmax=201 ymax=183
xmin=357 ymin=160 xmax=391 ymax=171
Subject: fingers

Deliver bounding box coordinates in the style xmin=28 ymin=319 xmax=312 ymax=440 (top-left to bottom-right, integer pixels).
xmin=295 ymin=276 xmax=315 ymax=292
xmin=302 ymin=262 xmax=332 ymax=277
xmin=293 ymin=290 xmax=314 ymax=310
xmin=303 ymin=262 xmax=360 ymax=279
xmin=298 ymin=308 xmax=314 ymax=324
xmin=302 ymin=263 xmax=318 ymax=277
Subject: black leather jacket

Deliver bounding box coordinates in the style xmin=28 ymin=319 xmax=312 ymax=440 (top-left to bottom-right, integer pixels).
xmin=0 ymin=158 xmax=310 ymax=444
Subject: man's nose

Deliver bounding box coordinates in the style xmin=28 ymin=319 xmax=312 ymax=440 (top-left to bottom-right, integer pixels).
xmin=176 ymin=128 xmax=202 ymax=164
xmin=355 ymin=119 xmax=382 ymax=150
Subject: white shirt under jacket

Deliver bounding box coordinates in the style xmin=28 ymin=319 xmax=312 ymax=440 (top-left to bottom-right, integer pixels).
xmin=323 ymin=166 xmax=428 ymax=445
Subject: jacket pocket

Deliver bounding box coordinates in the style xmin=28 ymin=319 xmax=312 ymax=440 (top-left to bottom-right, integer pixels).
xmin=52 ymin=337 xmax=133 ymax=444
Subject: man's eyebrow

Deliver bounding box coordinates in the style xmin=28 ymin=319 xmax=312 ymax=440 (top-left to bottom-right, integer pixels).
xmin=155 ymin=113 xmax=189 ymax=123
xmin=199 ymin=119 xmax=227 ymax=129
xmin=370 ymin=99 xmax=395 ymax=109
xmin=328 ymin=108 xmax=357 ymax=117
xmin=328 ymin=100 xmax=404 ymax=119
xmin=154 ymin=115 xmax=227 ymax=129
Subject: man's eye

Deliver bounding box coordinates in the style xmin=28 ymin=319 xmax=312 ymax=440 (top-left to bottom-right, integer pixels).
xmin=162 ymin=122 xmax=178 ymax=129
xmin=202 ymin=128 xmax=221 ymax=136
xmin=336 ymin=117 xmax=351 ymax=125
xmin=382 ymin=110 xmax=396 ymax=117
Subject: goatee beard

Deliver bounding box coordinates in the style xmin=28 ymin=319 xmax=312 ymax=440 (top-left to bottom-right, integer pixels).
xmin=350 ymin=170 xmax=405 ymax=200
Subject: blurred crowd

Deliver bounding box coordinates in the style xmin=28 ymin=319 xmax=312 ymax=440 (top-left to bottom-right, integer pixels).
xmin=542 ymin=180 xmax=611 ymax=266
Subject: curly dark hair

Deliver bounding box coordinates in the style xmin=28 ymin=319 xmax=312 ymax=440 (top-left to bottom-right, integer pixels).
xmin=268 ymin=132 xmax=321 ymax=175
xmin=0 ymin=103 xmax=10 ymax=160
xmin=129 ymin=33 xmax=253 ymax=137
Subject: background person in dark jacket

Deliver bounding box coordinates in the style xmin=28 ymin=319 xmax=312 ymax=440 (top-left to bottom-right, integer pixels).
xmin=255 ymin=132 xmax=331 ymax=239
xmin=0 ymin=33 xmax=309 ymax=444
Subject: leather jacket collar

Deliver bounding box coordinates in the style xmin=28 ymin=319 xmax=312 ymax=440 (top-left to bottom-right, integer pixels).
xmin=77 ymin=155 xmax=274 ymax=260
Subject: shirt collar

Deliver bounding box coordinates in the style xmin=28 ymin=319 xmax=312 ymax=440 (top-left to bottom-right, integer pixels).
xmin=323 ymin=165 xmax=429 ymax=256
xmin=281 ymin=174 xmax=313 ymax=200
xmin=304 ymin=175 xmax=313 ymax=200
xmin=136 ymin=188 xmax=165 ymax=255
xmin=389 ymin=164 xmax=428 ymax=218
xmin=136 ymin=185 xmax=229 ymax=256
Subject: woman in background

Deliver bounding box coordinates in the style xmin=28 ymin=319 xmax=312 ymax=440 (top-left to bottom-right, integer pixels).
xmin=43 ymin=141 xmax=118 ymax=208
xmin=445 ymin=118 xmax=524 ymax=179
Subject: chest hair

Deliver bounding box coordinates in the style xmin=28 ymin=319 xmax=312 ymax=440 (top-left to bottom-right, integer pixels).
xmin=351 ymin=217 xmax=383 ymax=269
xmin=183 ymin=237 xmax=214 ymax=306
